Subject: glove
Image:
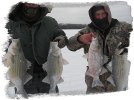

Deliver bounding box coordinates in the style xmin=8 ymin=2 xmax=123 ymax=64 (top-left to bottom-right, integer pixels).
xmin=116 ymin=32 xmax=130 ymax=49
xmin=53 ymin=35 xmax=67 ymax=48
xmin=118 ymin=41 xmax=129 ymax=49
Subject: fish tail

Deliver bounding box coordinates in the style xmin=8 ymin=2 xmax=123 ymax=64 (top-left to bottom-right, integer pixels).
xmin=49 ymin=81 xmax=56 ymax=94
xmin=42 ymin=76 xmax=50 ymax=84
xmin=62 ymin=58 xmax=69 ymax=65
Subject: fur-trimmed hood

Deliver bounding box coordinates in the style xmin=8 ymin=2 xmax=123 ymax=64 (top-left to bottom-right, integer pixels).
xmin=8 ymin=2 xmax=53 ymax=22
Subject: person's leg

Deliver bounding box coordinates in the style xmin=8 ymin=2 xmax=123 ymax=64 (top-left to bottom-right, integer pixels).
xmin=99 ymin=71 xmax=117 ymax=92
xmin=85 ymin=75 xmax=105 ymax=94
xmin=24 ymin=61 xmax=59 ymax=94
xmin=85 ymin=66 xmax=105 ymax=94
xmin=24 ymin=74 xmax=39 ymax=94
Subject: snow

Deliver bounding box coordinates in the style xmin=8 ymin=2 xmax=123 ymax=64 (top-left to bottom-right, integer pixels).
xmin=58 ymin=30 xmax=87 ymax=95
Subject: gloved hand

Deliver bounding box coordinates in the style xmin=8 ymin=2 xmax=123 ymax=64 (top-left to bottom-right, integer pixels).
xmin=53 ymin=35 xmax=67 ymax=48
xmin=116 ymin=32 xmax=130 ymax=49
xmin=118 ymin=41 xmax=129 ymax=49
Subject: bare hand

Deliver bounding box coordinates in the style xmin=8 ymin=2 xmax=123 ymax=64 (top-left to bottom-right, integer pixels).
xmin=78 ymin=33 xmax=95 ymax=44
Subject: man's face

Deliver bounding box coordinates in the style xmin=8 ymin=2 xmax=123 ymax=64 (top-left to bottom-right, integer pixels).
xmin=93 ymin=9 xmax=109 ymax=29
xmin=95 ymin=9 xmax=107 ymax=20
xmin=22 ymin=3 xmax=39 ymax=18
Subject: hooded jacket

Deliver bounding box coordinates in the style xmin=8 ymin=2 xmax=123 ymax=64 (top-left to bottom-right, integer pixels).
xmin=6 ymin=2 xmax=67 ymax=65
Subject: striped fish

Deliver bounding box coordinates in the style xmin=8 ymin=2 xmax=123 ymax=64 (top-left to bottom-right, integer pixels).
xmin=3 ymin=39 xmax=32 ymax=98
xmin=42 ymin=42 xmax=68 ymax=94
xmin=85 ymin=38 xmax=104 ymax=88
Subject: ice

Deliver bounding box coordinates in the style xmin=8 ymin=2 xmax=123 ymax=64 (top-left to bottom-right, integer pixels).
xmin=58 ymin=29 xmax=87 ymax=94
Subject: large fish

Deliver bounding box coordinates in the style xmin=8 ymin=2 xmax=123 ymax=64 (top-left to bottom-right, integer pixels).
xmin=2 ymin=39 xmax=32 ymax=98
xmin=107 ymin=31 xmax=130 ymax=91
xmin=85 ymin=37 xmax=104 ymax=88
xmin=42 ymin=42 xmax=68 ymax=93
xmin=112 ymin=49 xmax=130 ymax=91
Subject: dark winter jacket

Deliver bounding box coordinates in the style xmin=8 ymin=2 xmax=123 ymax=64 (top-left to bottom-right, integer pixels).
xmin=6 ymin=2 xmax=67 ymax=65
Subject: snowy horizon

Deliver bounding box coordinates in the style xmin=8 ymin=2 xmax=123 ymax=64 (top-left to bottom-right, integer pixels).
xmin=47 ymin=1 xmax=132 ymax=24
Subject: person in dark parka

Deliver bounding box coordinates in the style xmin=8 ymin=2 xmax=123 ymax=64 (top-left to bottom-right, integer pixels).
xmin=5 ymin=2 xmax=67 ymax=94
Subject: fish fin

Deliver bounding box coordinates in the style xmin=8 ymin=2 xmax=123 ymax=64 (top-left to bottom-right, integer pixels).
xmin=62 ymin=58 xmax=69 ymax=65
xmin=42 ymin=76 xmax=50 ymax=84
xmin=103 ymin=55 xmax=109 ymax=64
xmin=92 ymin=77 xmax=104 ymax=87
xmin=26 ymin=60 xmax=32 ymax=69
xmin=107 ymin=76 xmax=116 ymax=86
xmin=106 ymin=61 xmax=112 ymax=72
xmin=82 ymin=53 xmax=88 ymax=59
xmin=2 ymin=53 xmax=13 ymax=67
xmin=100 ymin=68 xmax=107 ymax=75
xmin=42 ymin=62 xmax=48 ymax=71
xmin=23 ymin=73 xmax=32 ymax=85
xmin=58 ymin=77 xmax=64 ymax=84
xmin=8 ymin=44 xmax=16 ymax=55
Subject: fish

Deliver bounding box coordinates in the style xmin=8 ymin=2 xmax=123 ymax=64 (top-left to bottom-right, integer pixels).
xmin=112 ymin=49 xmax=130 ymax=91
xmin=85 ymin=37 xmax=104 ymax=88
xmin=3 ymin=39 xmax=32 ymax=98
xmin=42 ymin=42 xmax=68 ymax=94
xmin=107 ymin=31 xmax=130 ymax=91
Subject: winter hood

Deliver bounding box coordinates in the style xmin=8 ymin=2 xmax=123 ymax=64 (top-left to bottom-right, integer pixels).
xmin=8 ymin=2 xmax=53 ymax=22
xmin=89 ymin=3 xmax=112 ymax=25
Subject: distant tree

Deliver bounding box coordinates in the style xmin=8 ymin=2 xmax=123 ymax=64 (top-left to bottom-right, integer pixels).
xmin=59 ymin=23 xmax=86 ymax=29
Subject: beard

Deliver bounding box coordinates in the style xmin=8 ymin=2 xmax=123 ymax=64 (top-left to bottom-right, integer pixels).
xmin=94 ymin=17 xmax=109 ymax=30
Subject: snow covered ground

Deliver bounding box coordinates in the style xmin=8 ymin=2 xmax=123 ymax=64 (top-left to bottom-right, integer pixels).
xmin=0 ymin=1 xmax=133 ymax=99
xmin=58 ymin=29 xmax=87 ymax=95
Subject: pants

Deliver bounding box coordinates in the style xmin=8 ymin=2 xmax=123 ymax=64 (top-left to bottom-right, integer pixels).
xmin=85 ymin=66 xmax=116 ymax=94
xmin=24 ymin=61 xmax=59 ymax=94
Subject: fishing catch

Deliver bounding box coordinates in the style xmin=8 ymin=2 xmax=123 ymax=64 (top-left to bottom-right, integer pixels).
xmin=2 ymin=39 xmax=32 ymax=98
xmin=112 ymin=48 xmax=130 ymax=91
xmin=108 ymin=31 xmax=131 ymax=91
xmin=42 ymin=42 xmax=68 ymax=93
xmin=85 ymin=37 xmax=104 ymax=88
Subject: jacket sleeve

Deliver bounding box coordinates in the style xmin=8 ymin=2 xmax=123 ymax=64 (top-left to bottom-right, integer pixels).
xmin=5 ymin=20 xmax=18 ymax=52
xmin=67 ymin=27 xmax=89 ymax=51
xmin=5 ymin=20 xmax=19 ymax=39
xmin=117 ymin=22 xmax=133 ymax=49
xmin=51 ymin=18 xmax=68 ymax=48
